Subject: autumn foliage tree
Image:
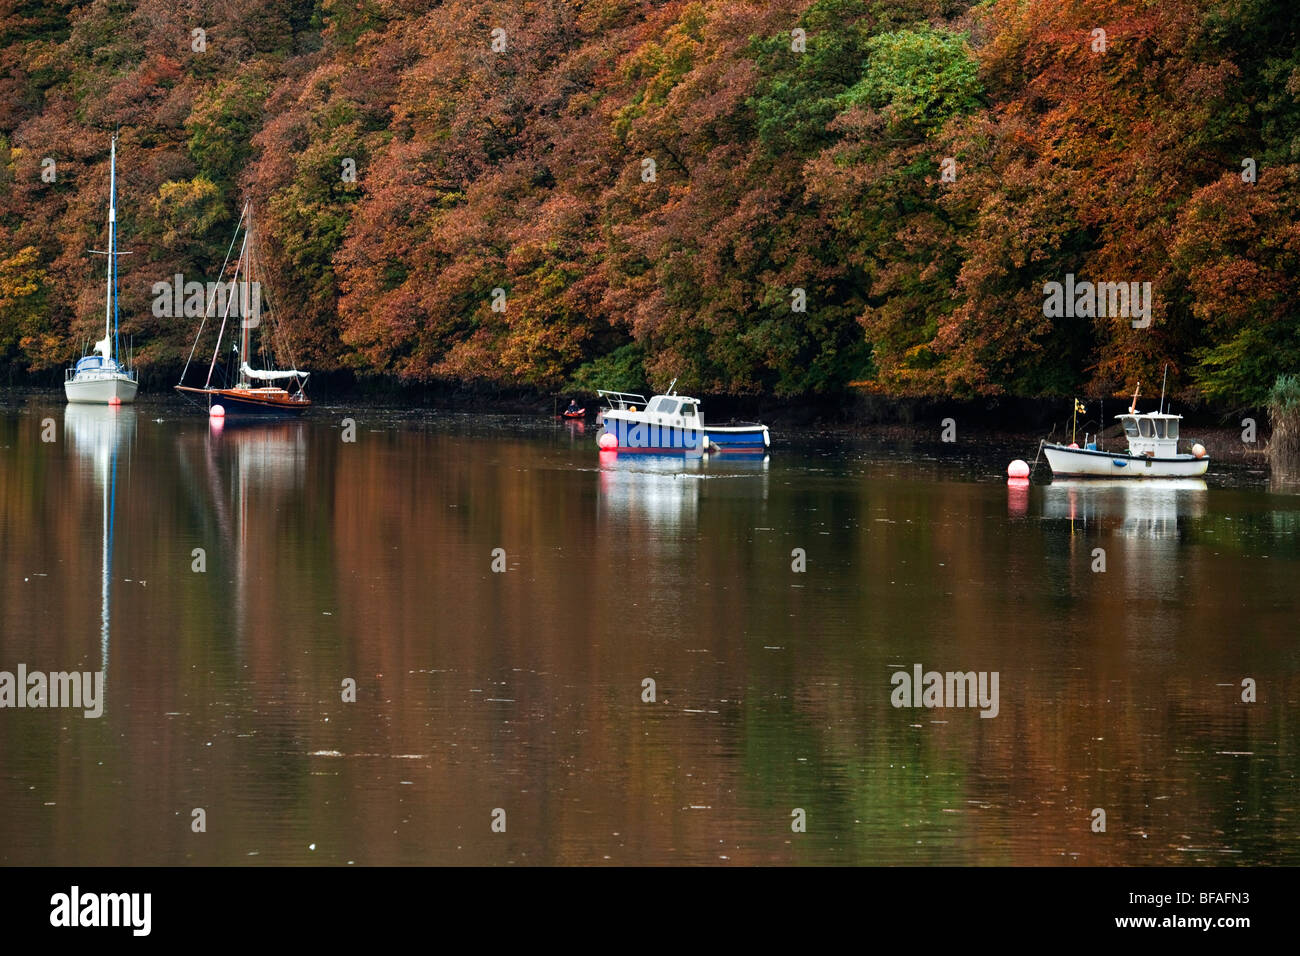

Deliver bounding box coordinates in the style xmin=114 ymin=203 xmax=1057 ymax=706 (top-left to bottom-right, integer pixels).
xmin=0 ymin=0 xmax=1297 ymax=405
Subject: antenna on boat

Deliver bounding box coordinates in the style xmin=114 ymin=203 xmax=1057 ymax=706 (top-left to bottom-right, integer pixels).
xmin=1129 ymin=381 xmax=1140 ymax=414
xmin=666 ymin=376 xmax=678 ymax=396
xmin=1159 ymin=363 xmax=1168 ymax=414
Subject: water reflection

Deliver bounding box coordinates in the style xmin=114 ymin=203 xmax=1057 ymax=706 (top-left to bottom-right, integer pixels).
xmin=597 ymin=452 xmax=704 ymax=525
xmin=173 ymin=420 xmax=308 ymax=636
xmin=1268 ymin=466 xmax=1300 ymax=495
xmin=1006 ymin=477 xmax=1030 ymax=517
xmin=63 ymin=405 xmax=136 ymax=685
xmin=1040 ymin=479 xmax=1211 ymax=601
xmin=211 ymin=419 xmax=308 ymax=491
xmin=1 ymin=408 xmax=1296 ymax=866
xmin=596 ymin=451 xmax=770 ymax=528
xmin=1041 ymin=479 xmax=1208 ymax=533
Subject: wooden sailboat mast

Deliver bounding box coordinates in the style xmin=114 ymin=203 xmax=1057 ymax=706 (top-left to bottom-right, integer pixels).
xmin=205 ymin=212 xmax=249 ymax=389
xmin=240 ymin=207 xmax=252 ymax=387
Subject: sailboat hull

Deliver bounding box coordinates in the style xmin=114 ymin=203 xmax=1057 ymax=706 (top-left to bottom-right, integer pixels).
xmin=65 ymin=375 xmax=138 ymax=404
xmin=176 ymin=386 xmax=309 ymax=417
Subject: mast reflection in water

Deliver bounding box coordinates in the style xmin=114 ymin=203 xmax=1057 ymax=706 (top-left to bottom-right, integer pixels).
xmin=64 ymin=404 xmax=136 ymax=690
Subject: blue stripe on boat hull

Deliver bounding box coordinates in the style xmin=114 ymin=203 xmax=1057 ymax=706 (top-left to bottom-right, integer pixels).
xmin=706 ymin=429 xmax=767 ymax=449
xmin=608 ymin=419 xmax=705 ymax=451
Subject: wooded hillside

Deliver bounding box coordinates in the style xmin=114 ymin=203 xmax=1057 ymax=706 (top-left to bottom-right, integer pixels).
xmin=2 ymin=0 xmax=1297 ymax=402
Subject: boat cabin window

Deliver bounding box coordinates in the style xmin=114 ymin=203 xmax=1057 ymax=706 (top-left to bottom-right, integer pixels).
xmin=657 ymin=398 xmax=679 ymax=415
xmin=1138 ymin=418 xmax=1154 ymax=438
xmin=1153 ymin=419 xmax=1167 ymax=439
xmin=1122 ymin=417 xmax=1139 ymax=438
xmin=1166 ymin=419 xmax=1179 ymax=439
xmin=680 ymin=402 xmax=697 ymax=417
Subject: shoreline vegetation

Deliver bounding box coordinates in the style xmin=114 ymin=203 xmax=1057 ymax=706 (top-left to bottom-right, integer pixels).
xmin=2 ymin=0 xmax=1298 ymax=417
xmin=1267 ymin=375 xmax=1300 ymax=477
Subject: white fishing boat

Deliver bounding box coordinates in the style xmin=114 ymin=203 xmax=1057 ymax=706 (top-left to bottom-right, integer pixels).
xmin=1042 ymin=385 xmax=1209 ymax=478
xmin=65 ymin=135 xmax=138 ymax=405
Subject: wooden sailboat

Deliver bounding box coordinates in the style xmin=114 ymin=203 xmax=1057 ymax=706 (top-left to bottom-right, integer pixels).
xmin=65 ymin=134 xmax=139 ymax=405
xmin=176 ymin=203 xmax=310 ymax=416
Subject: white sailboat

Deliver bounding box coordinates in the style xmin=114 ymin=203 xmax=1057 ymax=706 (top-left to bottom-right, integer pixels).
xmin=65 ymin=134 xmax=138 ymax=405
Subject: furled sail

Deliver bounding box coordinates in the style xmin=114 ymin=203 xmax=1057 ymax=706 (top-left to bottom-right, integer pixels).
xmin=241 ymin=362 xmax=309 ymax=381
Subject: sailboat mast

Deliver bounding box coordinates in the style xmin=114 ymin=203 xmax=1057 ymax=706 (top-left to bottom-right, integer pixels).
xmin=240 ymin=209 xmax=251 ymax=387
xmin=104 ymin=135 xmax=116 ymax=355
xmin=205 ymin=227 xmax=248 ymax=388
xmin=112 ymin=139 xmax=120 ymax=365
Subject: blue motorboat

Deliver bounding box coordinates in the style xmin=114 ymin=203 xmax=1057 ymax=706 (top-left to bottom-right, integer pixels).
xmin=596 ymin=384 xmax=770 ymax=454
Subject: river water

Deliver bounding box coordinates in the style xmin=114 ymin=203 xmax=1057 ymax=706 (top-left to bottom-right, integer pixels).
xmin=0 ymin=396 xmax=1295 ymax=865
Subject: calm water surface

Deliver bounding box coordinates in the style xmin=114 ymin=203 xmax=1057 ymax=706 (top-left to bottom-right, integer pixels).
xmin=0 ymin=395 xmax=1296 ymax=865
